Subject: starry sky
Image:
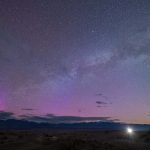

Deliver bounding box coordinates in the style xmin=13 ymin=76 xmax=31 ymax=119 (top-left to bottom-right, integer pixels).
xmin=0 ymin=0 xmax=150 ymax=124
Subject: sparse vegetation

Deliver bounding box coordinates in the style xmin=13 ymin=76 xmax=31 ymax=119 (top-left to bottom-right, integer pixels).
xmin=0 ymin=130 xmax=149 ymax=150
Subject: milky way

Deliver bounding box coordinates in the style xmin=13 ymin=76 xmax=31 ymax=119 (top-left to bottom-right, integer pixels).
xmin=0 ymin=0 xmax=150 ymax=124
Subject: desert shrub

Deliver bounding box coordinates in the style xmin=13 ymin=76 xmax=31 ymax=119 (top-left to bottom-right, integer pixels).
xmin=2 ymin=136 xmax=8 ymax=140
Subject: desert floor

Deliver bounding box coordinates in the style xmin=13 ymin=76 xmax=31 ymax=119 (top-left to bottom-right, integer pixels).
xmin=0 ymin=130 xmax=150 ymax=150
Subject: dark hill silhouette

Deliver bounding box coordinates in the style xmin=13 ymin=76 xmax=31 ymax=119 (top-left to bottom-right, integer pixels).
xmin=0 ymin=119 xmax=150 ymax=131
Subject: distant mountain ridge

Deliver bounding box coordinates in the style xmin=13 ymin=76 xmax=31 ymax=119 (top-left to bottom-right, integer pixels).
xmin=0 ymin=119 xmax=150 ymax=131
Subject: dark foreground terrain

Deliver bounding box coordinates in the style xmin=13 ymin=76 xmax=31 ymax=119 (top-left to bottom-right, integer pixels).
xmin=0 ymin=130 xmax=150 ymax=150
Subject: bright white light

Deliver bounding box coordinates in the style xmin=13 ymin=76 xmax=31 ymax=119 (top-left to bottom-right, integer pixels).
xmin=126 ymin=127 xmax=133 ymax=134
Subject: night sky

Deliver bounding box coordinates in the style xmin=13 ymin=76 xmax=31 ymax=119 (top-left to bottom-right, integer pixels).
xmin=0 ymin=0 xmax=150 ymax=124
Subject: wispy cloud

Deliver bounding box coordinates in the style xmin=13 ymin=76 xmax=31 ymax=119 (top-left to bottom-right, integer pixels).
xmin=96 ymin=101 xmax=107 ymax=105
xmin=95 ymin=93 xmax=108 ymax=100
xmin=20 ymin=114 xmax=117 ymax=123
xmin=0 ymin=111 xmax=119 ymax=124
xmin=21 ymin=108 xmax=34 ymax=111
xmin=0 ymin=111 xmax=14 ymax=120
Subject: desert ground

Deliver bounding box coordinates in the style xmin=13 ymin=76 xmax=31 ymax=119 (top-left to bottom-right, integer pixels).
xmin=0 ymin=130 xmax=150 ymax=150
